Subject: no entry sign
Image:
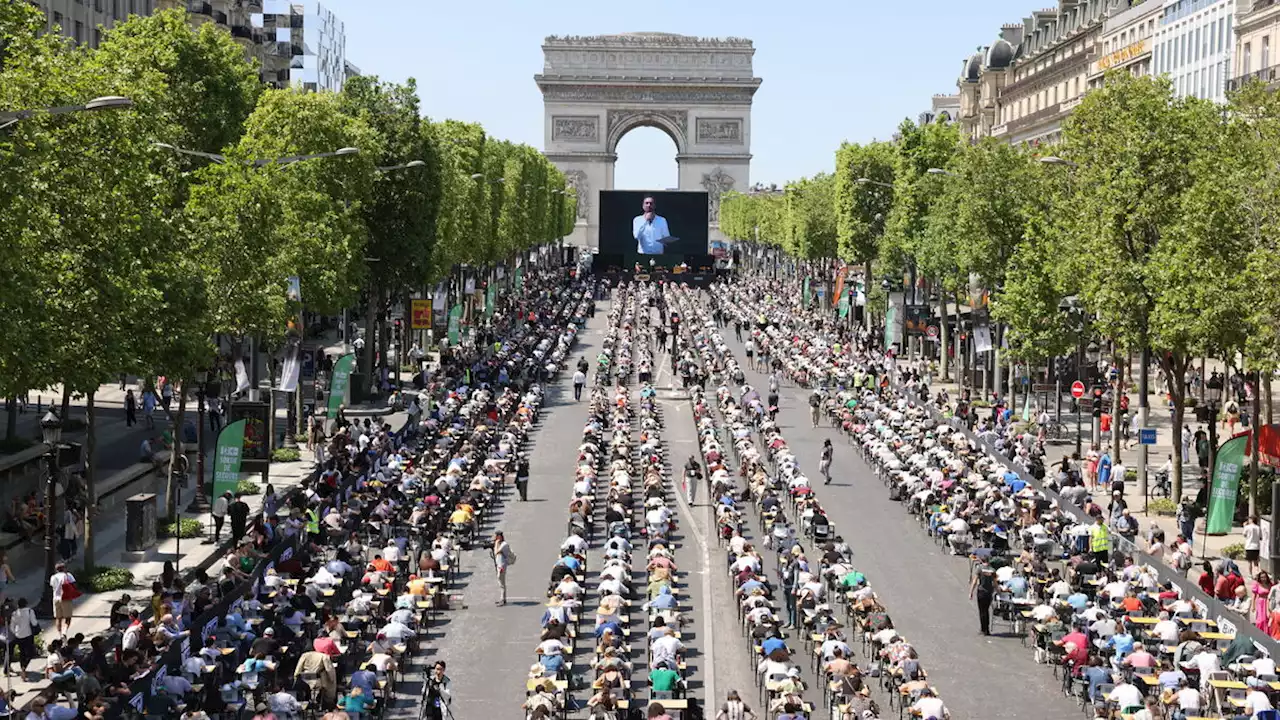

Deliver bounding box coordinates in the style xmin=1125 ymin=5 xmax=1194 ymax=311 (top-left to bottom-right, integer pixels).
xmin=1070 ymin=380 xmax=1085 ymax=399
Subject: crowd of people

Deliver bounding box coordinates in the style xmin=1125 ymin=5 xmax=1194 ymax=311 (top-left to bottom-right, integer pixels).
xmin=15 ymin=269 xmax=590 ymax=720
xmin=705 ymin=271 xmax=1280 ymax=720
xmin=661 ymin=282 xmax=949 ymax=720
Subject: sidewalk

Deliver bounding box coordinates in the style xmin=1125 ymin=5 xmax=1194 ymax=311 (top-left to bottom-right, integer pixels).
xmin=2 ymin=452 xmax=317 ymax=704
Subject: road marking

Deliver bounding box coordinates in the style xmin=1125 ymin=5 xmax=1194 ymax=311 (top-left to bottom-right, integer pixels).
xmin=660 ymin=399 xmax=716 ymax=709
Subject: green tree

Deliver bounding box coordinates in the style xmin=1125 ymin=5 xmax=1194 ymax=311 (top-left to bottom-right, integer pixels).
xmin=834 ymin=140 xmax=895 ymax=268
xmin=1058 ymin=71 xmax=1236 ymax=499
xmin=338 ymin=75 xmax=439 ymax=377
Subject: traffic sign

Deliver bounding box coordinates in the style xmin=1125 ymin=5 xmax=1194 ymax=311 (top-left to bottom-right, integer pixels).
xmin=1032 ymin=383 xmax=1055 ymax=394
xmin=1139 ymin=428 xmax=1157 ymax=445
xmin=926 ymin=325 xmax=939 ymax=340
xmin=1070 ymin=381 xmax=1085 ymax=399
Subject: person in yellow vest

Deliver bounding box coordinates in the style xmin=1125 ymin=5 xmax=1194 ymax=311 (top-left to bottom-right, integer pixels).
xmin=306 ymin=504 xmax=321 ymax=543
xmin=1089 ymin=514 xmax=1111 ymax=565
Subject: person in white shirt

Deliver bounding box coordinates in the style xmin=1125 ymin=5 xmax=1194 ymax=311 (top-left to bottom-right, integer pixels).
xmin=1244 ymin=516 xmax=1265 ymax=573
xmin=1186 ymin=649 xmax=1221 ymax=690
xmin=650 ymin=628 xmax=683 ymax=667
xmin=910 ymin=688 xmax=950 ymax=720
xmin=382 ymin=542 xmax=401 ymax=564
xmin=1252 ymin=655 xmax=1278 ymax=677
xmin=1152 ymin=613 xmax=1181 ymax=644
xmin=1109 ymin=680 xmax=1144 ymax=711
xmin=1245 ymin=684 xmax=1275 ymax=715
xmin=48 ymin=562 xmax=76 ymax=635
xmin=269 ymin=689 xmax=301 ymax=715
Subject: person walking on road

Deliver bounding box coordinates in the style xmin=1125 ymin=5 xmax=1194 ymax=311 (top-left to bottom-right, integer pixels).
xmin=715 ymin=689 xmax=758 ymax=720
xmin=49 ymin=561 xmax=76 ymax=636
xmin=515 ymin=453 xmax=531 ymax=501
xmin=1244 ymin=515 xmax=1264 ymax=574
xmin=819 ymin=439 xmax=833 ymax=485
xmin=142 ymin=387 xmax=157 ymax=429
xmin=492 ymin=531 xmax=515 ymax=606
xmin=124 ymin=389 xmax=137 ymax=427
xmin=808 ymin=388 xmax=823 ymax=428
xmin=969 ymin=556 xmax=995 ymax=636
xmin=209 ymin=491 xmax=230 ymax=544
xmin=573 ymin=368 xmax=587 ymax=402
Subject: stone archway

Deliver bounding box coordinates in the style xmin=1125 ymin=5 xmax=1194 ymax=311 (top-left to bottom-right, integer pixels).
xmin=536 ymin=32 xmax=762 ymax=251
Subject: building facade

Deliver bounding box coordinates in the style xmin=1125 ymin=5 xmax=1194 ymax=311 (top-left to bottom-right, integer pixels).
xmin=1154 ymin=0 xmax=1235 ymax=101
xmin=156 ymin=0 xmax=346 ymax=92
xmin=1090 ymin=0 xmax=1162 ymax=91
xmin=1230 ymin=0 xmax=1279 ymax=91
xmin=28 ymin=0 xmax=154 ymax=46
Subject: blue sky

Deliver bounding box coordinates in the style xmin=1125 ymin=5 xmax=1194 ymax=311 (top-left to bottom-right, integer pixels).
xmin=320 ymin=0 xmax=1035 ymax=189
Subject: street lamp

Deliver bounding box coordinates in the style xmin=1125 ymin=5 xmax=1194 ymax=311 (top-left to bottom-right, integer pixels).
xmin=376 ymin=159 xmax=426 ymax=173
xmin=855 ymin=178 xmax=893 ymax=189
xmin=926 ymin=168 xmax=956 ymax=177
xmin=1205 ymin=379 xmax=1225 ymax=482
xmin=0 ymin=95 xmax=134 ymax=131
xmin=37 ymin=410 xmax=63 ymax=617
xmin=1039 ymin=156 xmax=1078 ymax=168
xmin=152 ymin=142 xmax=361 ymax=167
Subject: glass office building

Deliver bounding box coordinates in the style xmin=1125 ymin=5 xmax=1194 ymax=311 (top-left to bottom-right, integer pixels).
xmin=1152 ymin=0 xmax=1235 ymax=102
xmin=253 ymin=1 xmax=347 ymax=92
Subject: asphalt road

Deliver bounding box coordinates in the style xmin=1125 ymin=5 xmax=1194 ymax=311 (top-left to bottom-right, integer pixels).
xmin=716 ymin=327 xmax=1084 ymax=720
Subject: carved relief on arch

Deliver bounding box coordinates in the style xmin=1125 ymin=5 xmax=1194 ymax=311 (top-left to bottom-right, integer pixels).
xmin=605 ymin=108 xmax=688 ymax=154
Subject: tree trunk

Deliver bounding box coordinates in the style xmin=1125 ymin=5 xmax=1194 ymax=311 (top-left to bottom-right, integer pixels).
xmin=60 ymin=385 xmax=71 ymax=423
xmin=939 ymin=288 xmax=950 ymax=382
xmin=5 ymin=398 xmax=15 ymax=442
xmin=363 ymin=283 xmax=378 ymax=381
xmin=82 ymin=390 xmax=97 ymax=571
xmin=1251 ymin=368 xmax=1262 ymax=518
xmin=863 ymin=260 xmax=874 ymax=332
xmin=166 ymin=383 xmax=188 ymax=521
xmin=1111 ymin=348 xmax=1125 ymax=463
xmin=1165 ymin=354 xmax=1189 ymax=503
xmin=1266 ymin=373 xmax=1274 ymax=427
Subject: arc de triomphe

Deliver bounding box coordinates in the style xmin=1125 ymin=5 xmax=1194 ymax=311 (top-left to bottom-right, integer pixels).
xmin=535 ymin=32 xmax=762 ymax=251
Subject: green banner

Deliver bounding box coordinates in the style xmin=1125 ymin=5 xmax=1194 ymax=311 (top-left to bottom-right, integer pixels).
xmin=212 ymin=419 xmax=246 ymax=499
xmin=485 ymin=285 xmax=496 ymax=319
xmin=448 ymin=304 xmax=462 ymax=344
xmin=803 ymin=278 xmax=811 ymax=307
xmin=838 ymin=290 xmax=851 ymax=318
xmin=515 ymin=267 xmax=525 ymax=289
xmin=1206 ymin=434 xmax=1249 ymax=535
xmin=326 ymin=353 xmax=355 ymax=420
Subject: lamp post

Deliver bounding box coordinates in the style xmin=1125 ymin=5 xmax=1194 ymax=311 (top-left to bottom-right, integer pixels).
xmin=188 ymin=373 xmax=210 ymax=514
xmin=0 ymin=95 xmax=133 ymax=131
xmin=1205 ymin=380 xmax=1224 ymax=485
xmin=37 ymin=410 xmax=63 ymax=618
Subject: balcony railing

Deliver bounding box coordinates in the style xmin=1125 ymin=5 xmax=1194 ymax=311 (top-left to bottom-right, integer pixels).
xmin=1228 ymin=64 xmax=1280 ymax=92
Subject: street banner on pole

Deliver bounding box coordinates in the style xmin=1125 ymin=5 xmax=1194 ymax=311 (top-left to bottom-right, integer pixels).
xmin=515 ymin=267 xmax=525 ymax=289
xmin=1206 ymin=434 xmax=1248 ymax=534
xmin=802 ymin=278 xmax=811 ymax=307
xmin=448 ymin=304 xmax=462 ymax=344
xmin=410 ymin=299 xmax=432 ymax=330
xmin=833 ymin=266 xmax=848 ymax=309
xmin=326 ymin=353 xmax=355 ymax=420
xmin=278 ymin=345 xmax=300 ymax=393
xmin=212 ymin=420 xmax=246 ymax=499
xmin=486 ymin=285 xmax=496 ymax=318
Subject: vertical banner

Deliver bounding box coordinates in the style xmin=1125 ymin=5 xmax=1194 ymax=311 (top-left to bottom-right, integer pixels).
xmin=278 ymin=345 xmax=300 ymax=393
xmin=515 ymin=267 xmax=525 ymax=290
xmin=803 ymin=278 xmax=811 ymax=307
xmin=326 ymin=353 xmax=355 ymax=420
xmin=832 ymin=266 xmax=848 ymax=308
xmin=838 ymin=292 xmax=851 ymax=319
xmin=486 ymin=285 xmax=496 ymax=319
xmin=212 ymin=420 xmax=247 ymax=499
xmin=1206 ymin=434 xmax=1248 ymax=535
xmin=234 ymin=357 xmax=251 ymax=394
xmin=448 ymin=305 xmax=462 ymax=344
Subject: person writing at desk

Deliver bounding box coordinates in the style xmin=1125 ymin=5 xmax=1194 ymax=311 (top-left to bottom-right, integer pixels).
xmin=634 ymin=196 xmax=675 ymax=255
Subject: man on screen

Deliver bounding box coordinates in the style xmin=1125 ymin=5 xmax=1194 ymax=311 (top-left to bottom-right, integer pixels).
xmin=633 ymin=196 xmax=675 ymax=254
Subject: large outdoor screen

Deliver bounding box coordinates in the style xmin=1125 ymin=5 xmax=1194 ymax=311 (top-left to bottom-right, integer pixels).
xmin=598 ymin=190 xmax=709 ymax=260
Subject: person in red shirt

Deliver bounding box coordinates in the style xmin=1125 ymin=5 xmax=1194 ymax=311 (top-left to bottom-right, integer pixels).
xmin=1216 ymin=566 xmax=1244 ymax=601
xmin=371 ymin=555 xmax=393 ymax=573
xmin=1197 ymin=561 xmax=1216 ymax=596
xmin=1057 ymin=629 xmax=1089 ymax=674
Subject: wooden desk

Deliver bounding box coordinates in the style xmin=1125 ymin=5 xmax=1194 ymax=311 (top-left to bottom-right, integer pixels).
xmin=1207 ymin=679 xmax=1247 ymax=690
xmin=1126 ymin=617 xmax=1160 ymax=625
xmin=1199 ymin=632 xmax=1236 ymax=642
xmin=525 ymin=679 xmax=569 ymax=692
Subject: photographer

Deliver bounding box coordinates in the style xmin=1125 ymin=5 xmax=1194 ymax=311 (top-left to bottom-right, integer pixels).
xmin=425 ymin=660 xmax=452 ymax=720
